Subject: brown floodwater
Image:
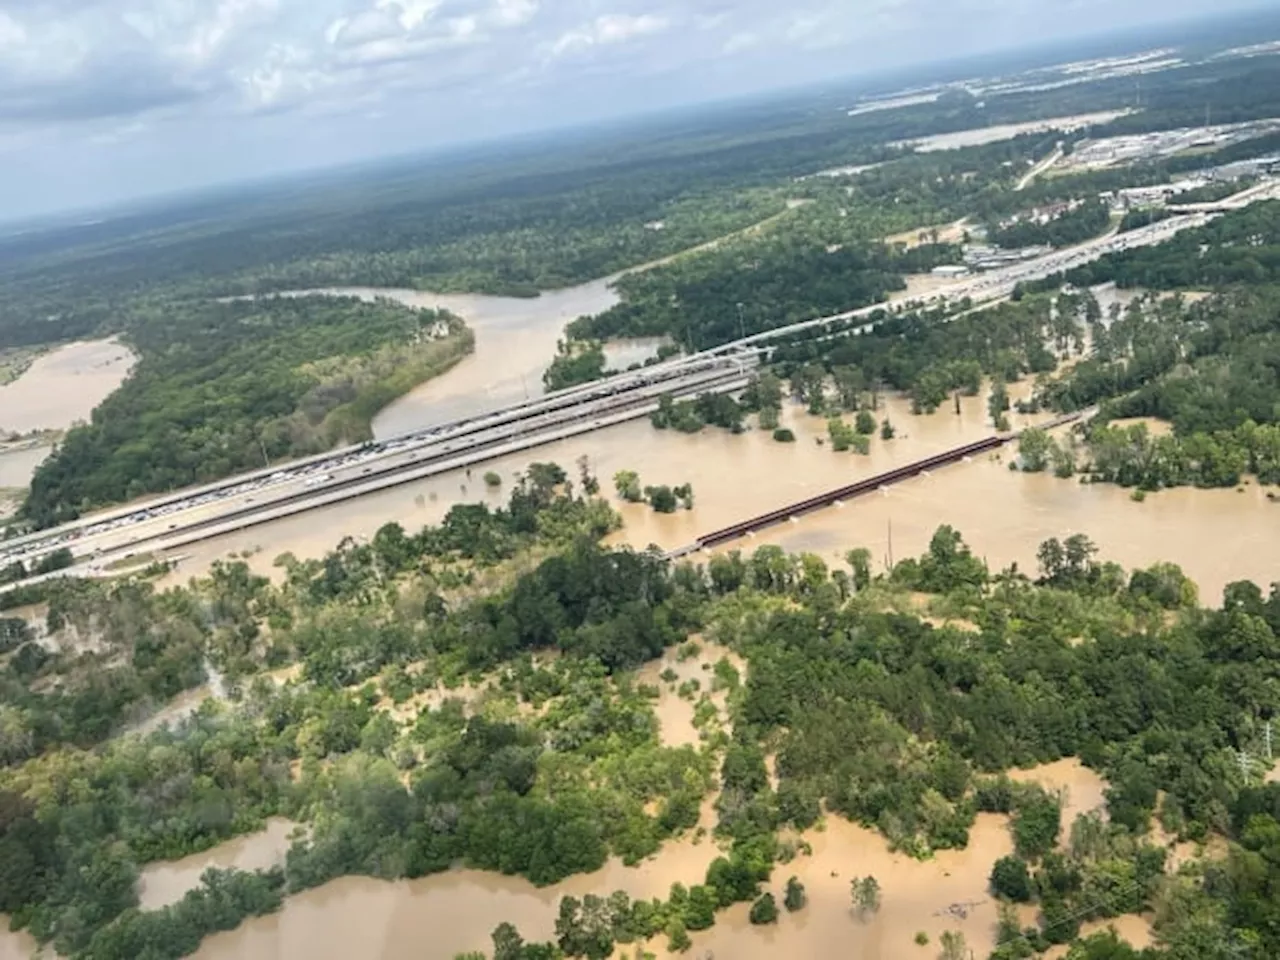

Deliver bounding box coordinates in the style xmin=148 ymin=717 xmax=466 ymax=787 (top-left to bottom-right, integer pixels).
xmin=138 ymin=819 xmax=300 ymax=910
xmin=655 ymin=813 xmax=1015 ymax=960
xmin=0 ymin=339 xmax=135 ymax=435
xmin=0 ymin=926 xmax=38 ymax=960
xmin=0 ymin=444 xmax=52 ymax=489
xmin=635 ymin=638 xmax=744 ymax=748
xmin=284 ymin=281 xmax=620 ymax=439
xmin=601 ymin=336 xmax=672 ymax=373
xmin=163 ymin=380 xmax=1279 ymax=604
xmin=185 ymin=767 xmax=1138 ymax=960
xmin=185 ymin=801 xmax=1020 ymax=960
xmin=1044 ymin=915 xmax=1154 ymax=959
xmin=193 ymin=800 xmax=724 ymax=960
xmin=1008 ymin=758 xmax=1109 ymax=834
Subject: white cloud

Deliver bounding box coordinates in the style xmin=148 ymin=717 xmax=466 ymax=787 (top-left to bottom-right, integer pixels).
xmin=376 ymin=0 xmax=442 ymax=31
xmin=449 ymin=15 xmax=479 ymax=39
xmin=553 ymin=13 xmax=670 ymax=57
xmin=328 ymin=9 xmax=403 ymax=48
xmin=237 ymin=41 xmax=323 ymax=109
xmin=722 ymin=31 xmax=759 ymax=54
xmin=785 ymin=14 xmax=821 ymax=42
xmin=0 ymin=11 xmax=27 ymax=49
xmin=488 ymin=0 xmax=537 ymax=28
xmin=179 ymin=0 xmax=279 ymax=65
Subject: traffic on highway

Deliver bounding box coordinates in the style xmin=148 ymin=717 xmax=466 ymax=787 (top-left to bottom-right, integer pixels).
xmin=0 ymin=182 xmax=1266 ymax=591
xmin=0 ymin=357 xmax=758 ymax=577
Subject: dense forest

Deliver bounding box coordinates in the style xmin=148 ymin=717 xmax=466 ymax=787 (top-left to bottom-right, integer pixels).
xmin=1027 ymin=284 xmax=1280 ymax=490
xmin=0 ymin=471 xmax=1278 ymax=959
xmin=760 ymin=292 xmax=1077 ymax=416
xmin=20 ymin=296 xmax=471 ymax=526
xmin=0 ymin=50 xmax=1275 ymax=525
xmin=1055 ymin=200 xmax=1280 ymax=290
xmin=564 ymin=133 xmax=1066 ymax=353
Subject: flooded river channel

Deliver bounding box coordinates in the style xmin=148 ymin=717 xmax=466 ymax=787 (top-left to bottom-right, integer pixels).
xmin=284 ymin=280 xmax=621 ymax=439
xmin=165 ymin=382 xmax=1280 ymax=604
xmin=0 ymin=338 xmax=136 ymax=488
xmin=0 ymin=339 xmax=134 ymax=436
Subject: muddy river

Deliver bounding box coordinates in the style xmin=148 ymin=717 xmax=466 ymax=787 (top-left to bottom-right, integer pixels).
xmin=0 ymin=444 xmax=52 ymax=489
xmin=0 ymin=338 xmax=136 ymax=490
xmin=0 ymin=339 xmax=134 ymax=436
xmin=281 ymin=280 xmax=621 ymax=440
xmin=138 ymin=818 xmax=299 ymax=911
xmin=163 ymin=380 xmax=1279 ymax=604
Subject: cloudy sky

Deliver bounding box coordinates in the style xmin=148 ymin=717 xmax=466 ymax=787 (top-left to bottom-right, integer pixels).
xmin=0 ymin=0 xmax=1263 ymax=220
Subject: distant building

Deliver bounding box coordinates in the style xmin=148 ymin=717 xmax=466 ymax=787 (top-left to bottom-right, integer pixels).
xmin=930 ymin=264 xmax=970 ymax=278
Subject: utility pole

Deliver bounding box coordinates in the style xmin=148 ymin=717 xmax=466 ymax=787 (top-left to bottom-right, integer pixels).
xmin=258 ymin=438 xmax=270 ymax=469
xmin=1266 ymin=720 xmax=1273 ymax=762
xmin=736 ymin=302 xmax=747 ymax=341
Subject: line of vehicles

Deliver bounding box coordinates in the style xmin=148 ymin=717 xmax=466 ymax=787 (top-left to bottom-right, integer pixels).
xmin=0 ymin=184 xmax=1261 ymax=577
xmin=714 ymin=207 xmax=1217 ymax=355
xmin=949 ymin=211 xmax=1212 ymax=301
xmin=0 ymin=358 xmax=756 ymax=571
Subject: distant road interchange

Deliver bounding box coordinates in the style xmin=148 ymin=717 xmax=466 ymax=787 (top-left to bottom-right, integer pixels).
xmin=1 ymin=179 xmax=1273 ymax=592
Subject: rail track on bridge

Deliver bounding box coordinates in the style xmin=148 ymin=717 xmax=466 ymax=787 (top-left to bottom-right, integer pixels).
xmin=667 ymin=410 xmax=1085 ymax=559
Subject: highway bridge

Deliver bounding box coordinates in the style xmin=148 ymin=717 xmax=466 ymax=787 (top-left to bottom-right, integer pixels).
xmin=1 ymin=358 xmax=756 ymax=583
xmin=0 ymin=176 xmax=1263 ymax=590
xmin=1165 ymin=178 xmax=1280 ymax=214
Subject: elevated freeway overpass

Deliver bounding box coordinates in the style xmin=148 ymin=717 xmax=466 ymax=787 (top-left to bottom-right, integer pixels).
xmin=2 ymin=359 xmax=755 ymax=590
xmin=2 ymin=177 xmax=1267 ymax=592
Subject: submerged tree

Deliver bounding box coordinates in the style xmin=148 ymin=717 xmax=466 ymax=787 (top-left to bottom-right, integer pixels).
xmin=613 ymin=470 xmax=643 ymax=503
xmin=784 ymin=877 xmax=807 ymax=912
xmin=749 ymin=893 xmax=779 ymax=925
xmin=851 ymin=876 xmax=881 ymax=919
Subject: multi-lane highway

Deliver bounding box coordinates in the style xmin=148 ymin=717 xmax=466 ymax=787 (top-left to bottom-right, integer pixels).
xmin=704 ymin=207 xmax=1221 ymax=355
xmin=0 ymin=181 xmax=1269 ymax=592
xmin=1 ymin=352 xmax=755 ymax=558
xmin=1 ymin=356 xmax=758 ymax=584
